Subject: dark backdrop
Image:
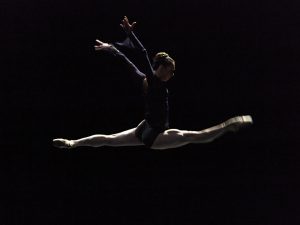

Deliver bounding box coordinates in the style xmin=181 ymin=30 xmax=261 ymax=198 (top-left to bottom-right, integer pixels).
xmin=2 ymin=0 xmax=298 ymax=224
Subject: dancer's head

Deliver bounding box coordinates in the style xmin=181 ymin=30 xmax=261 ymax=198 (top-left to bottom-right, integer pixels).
xmin=153 ymin=52 xmax=175 ymax=81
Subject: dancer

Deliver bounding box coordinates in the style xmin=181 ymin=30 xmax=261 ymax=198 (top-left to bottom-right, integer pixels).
xmin=53 ymin=16 xmax=253 ymax=150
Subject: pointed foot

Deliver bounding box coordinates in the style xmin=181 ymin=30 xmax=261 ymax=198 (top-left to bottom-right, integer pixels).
xmin=224 ymin=115 xmax=253 ymax=132
xmin=53 ymin=138 xmax=74 ymax=149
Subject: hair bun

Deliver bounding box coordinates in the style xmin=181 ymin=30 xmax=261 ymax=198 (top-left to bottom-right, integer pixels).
xmin=154 ymin=52 xmax=169 ymax=61
xmin=152 ymin=51 xmax=175 ymax=70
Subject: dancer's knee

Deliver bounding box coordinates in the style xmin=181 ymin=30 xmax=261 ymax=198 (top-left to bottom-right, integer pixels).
xmin=90 ymin=134 xmax=113 ymax=146
xmin=165 ymin=129 xmax=186 ymax=139
xmin=105 ymin=134 xmax=118 ymax=145
xmin=185 ymin=130 xmax=217 ymax=143
xmin=151 ymin=129 xmax=189 ymax=150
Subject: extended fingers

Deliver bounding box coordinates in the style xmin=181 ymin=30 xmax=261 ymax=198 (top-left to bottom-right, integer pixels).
xmin=121 ymin=17 xmax=128 ymax=28
xmin=94 ymin=45 xmax=110 ymax=50
xmin=94 ymin=39 xmax=105 ymax=50
xmin=94 ymin=44 xmax=104 ymax=50
xmin=121 ymin=16 xmax=137 ymax=31
xmin=94 ymin=40 xmax=113 ymax=51
xmin=123 ymin=16 xmax=134 ymax=26
xmin=124 ymin=16 xmax=129 ymax=23
xmin=95 ymin=39 xmax=104 ymax=44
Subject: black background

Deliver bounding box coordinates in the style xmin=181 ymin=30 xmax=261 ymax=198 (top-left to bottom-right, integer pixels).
xmin=1 ymin=0 xmax=298 ymax=224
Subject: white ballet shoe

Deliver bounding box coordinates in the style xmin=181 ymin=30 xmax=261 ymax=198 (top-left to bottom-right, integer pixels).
xmin=53 ymin=138 xmax=74 ymax=149
xmin=224 ymin=115 xmax=253 ymax=132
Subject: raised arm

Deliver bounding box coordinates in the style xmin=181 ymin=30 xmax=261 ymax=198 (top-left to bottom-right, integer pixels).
xmin=120 ymin=16 xmax=145 ymax=52
xmin=118 ymin=16 xmax=154 ymax=78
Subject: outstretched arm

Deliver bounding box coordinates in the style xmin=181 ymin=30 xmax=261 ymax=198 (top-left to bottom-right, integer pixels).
xmin=94 ymin=39 xmax=146 ymax=81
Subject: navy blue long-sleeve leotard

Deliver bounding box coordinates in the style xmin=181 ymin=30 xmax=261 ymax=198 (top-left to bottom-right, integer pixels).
xmin=112 ymin=31 xmax=169 ymax=130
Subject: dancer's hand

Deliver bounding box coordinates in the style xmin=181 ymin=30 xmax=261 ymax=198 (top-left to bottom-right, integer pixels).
xmin=94 ymin=39 xmax=115 ymax=51
xmin=120 ymin=16 xmax=137 ymax=33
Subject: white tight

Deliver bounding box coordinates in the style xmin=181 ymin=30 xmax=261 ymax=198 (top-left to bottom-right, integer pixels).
xmin=72 ymin=120 xmax=228 ymax=150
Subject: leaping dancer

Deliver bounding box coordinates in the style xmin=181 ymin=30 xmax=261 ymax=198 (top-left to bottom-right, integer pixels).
xmin=53 ymin=16 xmax=253 ymax=150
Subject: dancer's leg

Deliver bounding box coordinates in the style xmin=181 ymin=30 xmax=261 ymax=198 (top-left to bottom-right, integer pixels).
xmin=151 ymin=115 xmax=253 ymax=150
xmin=53 ymin=127 xmax=144 ymax=149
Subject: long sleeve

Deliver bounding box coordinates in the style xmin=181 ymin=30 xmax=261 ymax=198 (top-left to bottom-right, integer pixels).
xmin=106 ymin=46 xmax=146 ymax=85
xmin=114 ymin=31 xmax=154 ymax=79
xmin=127 ymin=32 xmax=154 ymax=79
xmin=127 ymin=32 xmax=146 ymax=51
xmin=118 ymin=52 xmax=146 ymax=78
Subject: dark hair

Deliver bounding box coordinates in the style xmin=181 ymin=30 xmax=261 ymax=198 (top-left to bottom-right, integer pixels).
xmin=152 ymin=52 xmax=175 ymax=70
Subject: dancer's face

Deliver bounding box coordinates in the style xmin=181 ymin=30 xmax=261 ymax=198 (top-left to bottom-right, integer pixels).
xmin=157 ymin=63 xmax=175 ymax=82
